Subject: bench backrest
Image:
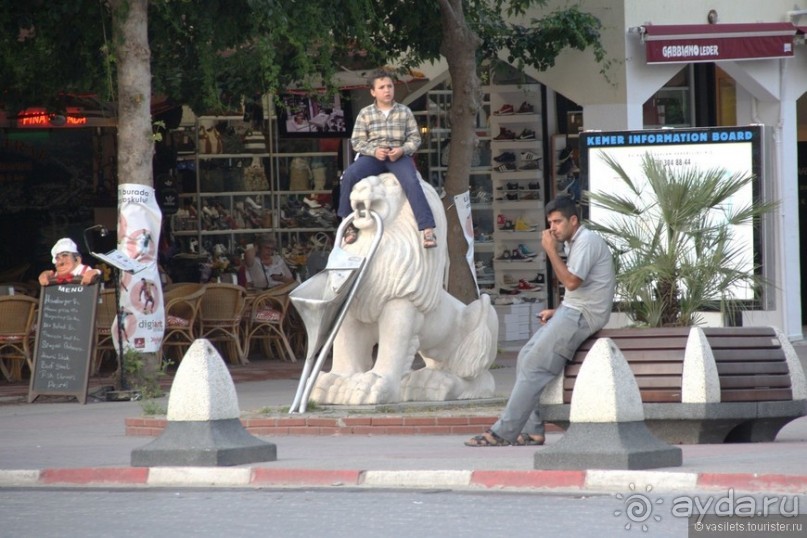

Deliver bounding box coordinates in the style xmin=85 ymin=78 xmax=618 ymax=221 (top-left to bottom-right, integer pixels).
xmin=564 ymin=327 xmax=792 ymax=404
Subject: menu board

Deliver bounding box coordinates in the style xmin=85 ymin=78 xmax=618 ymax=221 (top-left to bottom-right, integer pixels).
xmin=28 ymin=282 xmax=99 ymax=404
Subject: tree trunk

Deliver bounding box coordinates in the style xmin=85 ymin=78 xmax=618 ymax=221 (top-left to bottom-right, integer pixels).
xmin=438 ymin=0 xmax=482 ymax=305
xmin=113 ymin=0 xmax=153 ymax=187
xmin=112 ymin=0 xmax=160 ymax=376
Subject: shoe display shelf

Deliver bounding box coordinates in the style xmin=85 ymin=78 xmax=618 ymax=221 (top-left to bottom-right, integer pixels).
xmin=489 ymin=84 xmax=548 ymax=303
xmin=171 ymin=115 xmax=339 ymax=276
xmin=420 ymin=86 xmax=499 ymax=296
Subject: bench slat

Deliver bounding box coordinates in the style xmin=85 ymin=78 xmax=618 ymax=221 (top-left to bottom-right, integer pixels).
xmin=565 ymin=362 xmax=684 ymax=376
xmin=718 ymin=374 xmax=791 ymax=389
xmin=562 ymin=388 xmax=681 ymax=404
xmin=572 ymin=349 xmax=686 ymax=363
xmin=721 ymin=388 xmax=792 ymax=402
xmin=707 ymin=336 xmax=780 ymax=349
xmin=716 ymin=362 xmax=790 ymax=375
xmin=703 ymin=327 xmax=776 ymax=338
xmin=711 ymin=349 xmax=786 ymax=362
xmin=577 ymin=337 xmax=688 ymax=352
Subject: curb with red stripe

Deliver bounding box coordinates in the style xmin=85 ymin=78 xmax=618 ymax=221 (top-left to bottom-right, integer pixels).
xmin=3 ymin=467 xmax=807 ymax=494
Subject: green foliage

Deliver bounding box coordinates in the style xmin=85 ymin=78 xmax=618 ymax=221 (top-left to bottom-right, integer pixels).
xmin=585 ymin=153 xmax=777 ymax=327
xmin=0 ymin=1 xmax=606 ymax=116
xmin=123 ymin=348 xmax=171 ymax=403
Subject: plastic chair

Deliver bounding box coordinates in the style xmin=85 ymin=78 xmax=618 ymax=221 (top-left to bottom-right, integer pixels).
xmin=0 ymin=295 xmax=38 ymax=382
xmin=199 ymin=283 xmax=247 ymax=365
xmin=245 ymin=284 xmax=298 ymax=362
xmin=93 ymin=288 xmax=119 ymax=376
xmin=161 ymin=286 xmax=206 ymax=363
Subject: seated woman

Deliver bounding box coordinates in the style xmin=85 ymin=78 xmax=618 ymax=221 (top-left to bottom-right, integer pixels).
xmin=238 ymin=235 xmax=294 ymax=290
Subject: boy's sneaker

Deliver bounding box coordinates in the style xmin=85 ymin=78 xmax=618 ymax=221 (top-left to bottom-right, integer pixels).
xmin=494 ymin=104 xmax=514 ymax=115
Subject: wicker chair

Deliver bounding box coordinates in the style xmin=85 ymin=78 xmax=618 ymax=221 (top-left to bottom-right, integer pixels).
xmin=163 ymin=282 xmax=206 ymax=302
xmin=245 ymin=284 xmax=298 ymax=362
xmin=161 ymin=286 xmax=206 ymax=363
xmin=199 ymin=283 xmax=247 ymax=365
xmin=0 ymin=295 xmax=38 ymax=382
xmin=93 ymin=288 xmax=119 ymax=376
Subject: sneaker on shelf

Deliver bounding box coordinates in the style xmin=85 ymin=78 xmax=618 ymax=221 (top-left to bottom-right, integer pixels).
xmin=517 ymin=279 xmax=538 ymax=290
xmin=475 ymin=261 xmax=495 ymax=276
xmin=517 ymin=244 xmax=538 ymax=258
xmin=510 ymin=249 xmax=534 ymax=261
xmin=520 ymin=191 xmax=541 ymax=200
xmin=529 ymin=273 xmax=546 ymax=284
xmin=506 ymin=182 xmax=521 ymax=190
xmin=520 ymin=151 xmax=541 ymax=161
xmin=528 ymin=182 xmax=541 ymax=190
xmin=494 ymin=104 xmax=515 ymax=115
xmin=497 ymin=213 xmax=506 ymax=228
xmin=518 ymin=160 xmax=541 ymax=171
xmin=499 ymin=219 xmax=515 ymax=231
xmin=493 ymin=151 xmax=517 ymax=163
xmin=500 ymin=287 xmax=521 ymax=296
xmin=493 ymin=127 xmax=517 ymax=140
xmin=516 ymin=101 xmax=535 ymax=114
xmin=496 ymin=250 xmax=512 ymax=260
xmin=473 ymin=190 xmax=492 ymax=204
xmin=493 ymin=162 xmax=517 ymax=172
xmin=516 ymin=128 xmax=536 ymax=140
xmin=514 ymin=217 xmax=537 ymax=232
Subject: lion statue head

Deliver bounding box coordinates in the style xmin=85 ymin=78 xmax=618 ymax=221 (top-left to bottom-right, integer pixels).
xmin=344 ymin=173 xmax=448 ymax=321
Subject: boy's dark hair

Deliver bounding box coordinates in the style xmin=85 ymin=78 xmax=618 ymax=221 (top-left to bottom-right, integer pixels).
xmin=545 ymin=195 xmax=579 ymax=220
xmin=367 ymin=70 xmax=394 ymax=88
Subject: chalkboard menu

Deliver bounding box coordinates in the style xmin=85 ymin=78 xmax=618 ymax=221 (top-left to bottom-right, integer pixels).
xmin=28 ymin=282 xmax=100 ymax=404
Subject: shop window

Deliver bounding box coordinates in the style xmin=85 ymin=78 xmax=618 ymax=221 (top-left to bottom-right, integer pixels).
xmin=643 ymin=66 xmax=694 ymax=128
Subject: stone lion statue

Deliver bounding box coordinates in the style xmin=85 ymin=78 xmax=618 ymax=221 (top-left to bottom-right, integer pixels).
xmin=310 ymin=173 xmax=499 ymax=405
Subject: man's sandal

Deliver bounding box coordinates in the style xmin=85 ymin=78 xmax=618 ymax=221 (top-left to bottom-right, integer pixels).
xmin=423 ymin=229 xmax=437 ymax=249
xmin=343 ymin=224 xmax=359 ymax=245
xmin=464 ymin=429 xmax=511 ymax=447
xmin=514 ymin=433 xmax=545 ymax=446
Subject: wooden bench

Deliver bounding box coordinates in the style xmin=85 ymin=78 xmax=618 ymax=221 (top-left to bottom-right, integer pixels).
xmin=539 ymin=326 xmax=807 ymax=444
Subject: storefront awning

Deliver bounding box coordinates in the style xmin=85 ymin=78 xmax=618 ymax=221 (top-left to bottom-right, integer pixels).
xmin=637 ymin=23 xmax=797 ymax=64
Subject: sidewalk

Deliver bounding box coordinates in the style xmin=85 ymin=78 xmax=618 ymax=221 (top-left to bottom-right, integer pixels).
xmin=2 ymin=345 xmax=807 ymax=494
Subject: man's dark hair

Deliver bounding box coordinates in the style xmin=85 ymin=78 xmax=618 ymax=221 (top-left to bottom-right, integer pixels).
xmin=545 ymin=195 xmax=579 ymax=220
xmin=367 ymin=70 xmax=394 ymax=88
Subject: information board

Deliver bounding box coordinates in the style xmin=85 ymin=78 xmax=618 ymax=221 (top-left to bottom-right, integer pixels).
xmin=28 ymin=282 xmax=100 ymax=404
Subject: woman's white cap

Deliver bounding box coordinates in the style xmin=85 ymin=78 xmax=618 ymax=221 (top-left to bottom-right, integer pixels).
xmin=51 ymin=238 xmax=79 ymax=263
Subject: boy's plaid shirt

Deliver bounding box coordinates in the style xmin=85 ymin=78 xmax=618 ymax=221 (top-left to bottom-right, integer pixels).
xmin=351 ymin=102 xmax=421 ymax=157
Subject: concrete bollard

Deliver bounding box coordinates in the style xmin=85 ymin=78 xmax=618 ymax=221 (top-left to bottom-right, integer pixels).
xmin=534 ymin=338 xmax=681 ymax=470
xmin=131 ymin=339 xmax=276 ymax=467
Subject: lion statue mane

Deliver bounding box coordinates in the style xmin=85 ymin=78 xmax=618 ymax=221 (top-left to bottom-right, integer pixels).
xmin=311 ymin=173 xmax=499 ymax=405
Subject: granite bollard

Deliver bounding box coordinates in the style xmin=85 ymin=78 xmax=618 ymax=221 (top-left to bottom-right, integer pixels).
xmin=534 ymin=337 xmax=681 ymax=470
xmin=131 ymin=339 xmax=276 ymax=467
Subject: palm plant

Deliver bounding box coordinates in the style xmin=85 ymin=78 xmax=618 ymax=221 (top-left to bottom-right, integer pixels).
xmin=585 ymin=152 xmax=776 ymax=327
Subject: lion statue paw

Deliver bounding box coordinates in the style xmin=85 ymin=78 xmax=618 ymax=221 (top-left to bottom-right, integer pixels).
xmin=312 ymin=371 xmax=399 ymax=405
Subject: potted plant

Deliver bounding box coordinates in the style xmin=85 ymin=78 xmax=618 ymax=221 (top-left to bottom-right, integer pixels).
xmin=585 ymin=153 xmax=777 ymax=327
